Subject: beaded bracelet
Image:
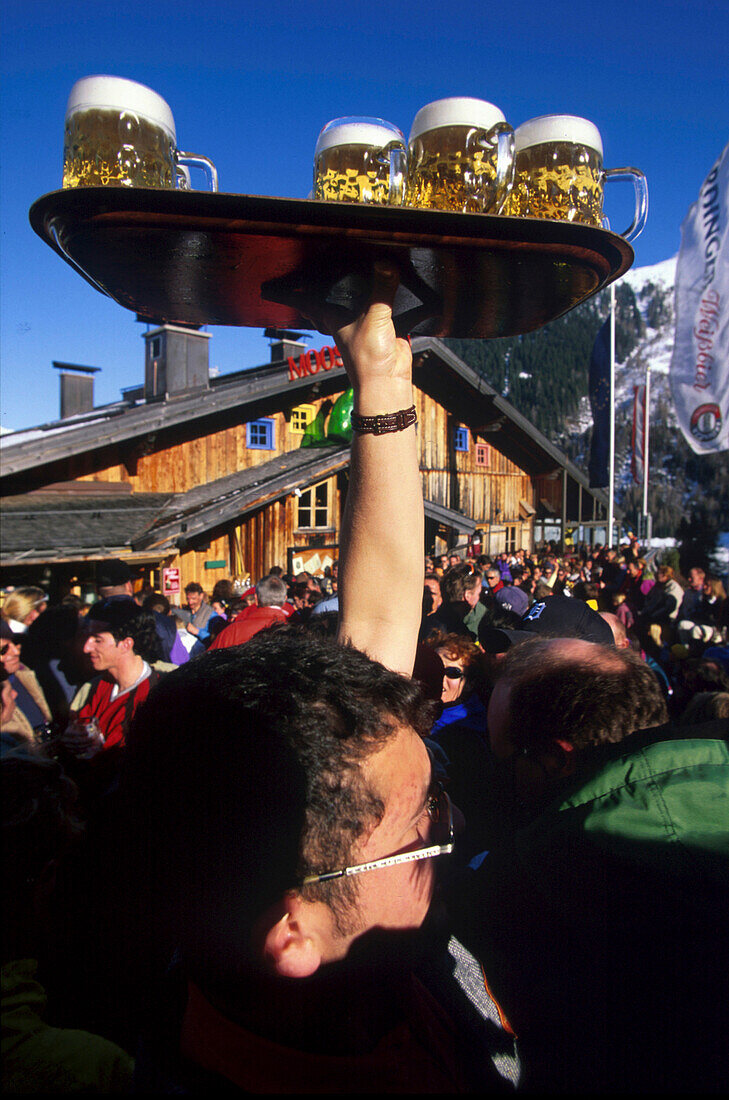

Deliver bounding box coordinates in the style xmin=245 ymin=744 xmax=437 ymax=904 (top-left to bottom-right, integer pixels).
xmin=350 ymin=405 xmax=417 ymax=435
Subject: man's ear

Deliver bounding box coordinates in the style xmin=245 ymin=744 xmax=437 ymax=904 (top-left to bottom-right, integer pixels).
xmin=542 ymin=738 xmax=577 ymax=779
xmin=259 ymin=895 xmax=324 ymax=979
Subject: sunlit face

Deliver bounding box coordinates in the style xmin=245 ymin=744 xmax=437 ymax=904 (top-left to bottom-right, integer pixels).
xmin=0 ymin=640 xmax=21 ymax=677
xmin=343 ymin=726 xmax=440 ymax=939
xmin=186 ymin=589 xmax=203 ymax=613
xmin=437 ymin=648 xmax=467 ymax=703
xmin=83 ymin=626 xmax=127 ymax=673
xmin=1 ymin=679 xmax=17 ymax=724
xmin=463 ymin=582 xmax=481 ymax=609
xmin=486 ymin=571 xmax=501 ymax=589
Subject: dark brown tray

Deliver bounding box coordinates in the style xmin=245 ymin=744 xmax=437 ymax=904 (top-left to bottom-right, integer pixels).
xmin=29 ymin=188 xmax=633 ymax=338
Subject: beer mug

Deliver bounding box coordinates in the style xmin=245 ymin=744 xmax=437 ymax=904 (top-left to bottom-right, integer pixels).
xmin=313 ymin=117 xmax=407 ymax=204
xmin=505 ymin=115 xmax=648 ymax=240
xmin=63 ymin=75 xmax=218 ymax=191
xmin=406 ymin=97 xmax=515 ymax=214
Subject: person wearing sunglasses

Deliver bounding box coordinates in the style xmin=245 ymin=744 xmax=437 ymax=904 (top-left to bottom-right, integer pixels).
xmin=427 ymin=631 xmax=488 ymax=731
xmin=0 ymin=622 xmax=53 ymax=752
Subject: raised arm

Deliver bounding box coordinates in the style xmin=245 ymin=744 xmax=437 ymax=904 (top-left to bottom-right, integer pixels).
xmin=328 ymin=264 xmax=424 ymax=676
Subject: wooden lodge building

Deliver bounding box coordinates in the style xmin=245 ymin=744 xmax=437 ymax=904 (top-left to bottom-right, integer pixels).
xmin=0 ymin=325 xmax=610 ymax=601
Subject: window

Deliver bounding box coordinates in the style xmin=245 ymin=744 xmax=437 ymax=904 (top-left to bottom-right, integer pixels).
xmin=297 ymin=482 xmax=330 ymax=529
xmin=506 ymin=525 xmax=518 ymax=553
xmin=475 ymin=443 xmax=490 ymax=467
xmin=247 ymin=418 xmax=274 ymax=449
xmin=150 ymin=336 xmax=161 ymax=358
xmin=454 ymin=426 xmax=469 ymax=452
xmin=290 ymin=404 xmax=316 ymax=434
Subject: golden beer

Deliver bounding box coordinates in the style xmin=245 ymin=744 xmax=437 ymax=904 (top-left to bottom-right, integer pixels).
xmin=63 ymin=106 xmax=176 ymax=189
xmin=506 ymin=141 xmax=603 ymax=224
xmin=313 ymin=118 xmax=406 ymax=204
xmin=504 ymin=116 xmax=604 ymax=226
xmin=406 ymin=98 xmax=514 ymax=214
xmin=62 ymin=75 xmax=218 ymax=191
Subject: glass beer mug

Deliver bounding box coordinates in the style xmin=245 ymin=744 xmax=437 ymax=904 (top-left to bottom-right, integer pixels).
xmin=313 ymin=117 xmax=407 ymax=204
xmin=406 ymin=97 xmax=515 ymax=214
xmin=63 ymin=75 xmax=218 ymax=191
xmin=505 ymin=115 xmax=648 ymax=240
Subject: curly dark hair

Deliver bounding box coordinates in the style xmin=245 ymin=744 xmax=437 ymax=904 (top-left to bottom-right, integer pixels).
xmin=122 ymin=625 xmax=436 ymax=979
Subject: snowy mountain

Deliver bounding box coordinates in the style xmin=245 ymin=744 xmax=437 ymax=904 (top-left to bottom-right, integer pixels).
xmin=447 ymin=253 xmax=728 ymax=540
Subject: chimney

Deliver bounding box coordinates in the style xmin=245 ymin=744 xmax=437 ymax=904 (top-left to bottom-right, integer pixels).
xmin=144 ymin=324 xmax=211 ymax=401
xmin=52 ymin=362 xmax=100 ymax=419
xmin=264 ymin=327 xmax=309 ymax=364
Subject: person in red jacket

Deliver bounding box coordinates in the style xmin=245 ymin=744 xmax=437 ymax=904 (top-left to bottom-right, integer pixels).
xmin=209 ymin=576 xmax=288 ymax=649
xmin=61 ymin=600 xmax=163 ymax=756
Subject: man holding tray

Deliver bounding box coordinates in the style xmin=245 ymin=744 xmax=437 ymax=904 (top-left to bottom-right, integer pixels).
xmin=121 ymin=267 xmax=725 ymax=1094
xmin=123 ymin=264 xmax=517 ymax=1092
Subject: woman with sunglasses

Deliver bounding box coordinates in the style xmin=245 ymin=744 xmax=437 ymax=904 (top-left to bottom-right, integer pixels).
xmin=425 ymin=631 xmax=489 ymax=738
xmin=0 ymin=622 xmax=53 ymax=751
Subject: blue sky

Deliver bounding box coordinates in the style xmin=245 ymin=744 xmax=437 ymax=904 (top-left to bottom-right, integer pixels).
xmin=2 ymin=0 xmax=727 ymax=430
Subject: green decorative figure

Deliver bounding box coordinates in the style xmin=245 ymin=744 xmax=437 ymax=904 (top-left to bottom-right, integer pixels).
xmin=326 ymin=388 xmax=354 ymax=444
xmin=299 ymin=401 xmax=331 ymax=448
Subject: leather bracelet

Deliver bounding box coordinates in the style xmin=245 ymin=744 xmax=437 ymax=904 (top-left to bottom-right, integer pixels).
xmin=350 ymin=405 xmax=417 ymax=435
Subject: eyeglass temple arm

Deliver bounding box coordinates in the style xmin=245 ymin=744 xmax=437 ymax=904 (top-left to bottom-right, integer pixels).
xmin=301 ymin=841 xmax=455 ymax=886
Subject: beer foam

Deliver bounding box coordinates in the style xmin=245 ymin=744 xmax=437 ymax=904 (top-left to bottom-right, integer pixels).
xmin=514 ymin=115 xmax=603 ymax=156
xmin=315 ymin=118 xmax=405 ymax=155
xmin=409 ymin=98 xmax=506 ymax=142
xmin=66 ymin=76 xmax=176 ymax=140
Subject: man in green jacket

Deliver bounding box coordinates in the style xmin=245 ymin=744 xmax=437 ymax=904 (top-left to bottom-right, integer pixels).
xmin=451 ymin=634 xmax=728 ymax=1093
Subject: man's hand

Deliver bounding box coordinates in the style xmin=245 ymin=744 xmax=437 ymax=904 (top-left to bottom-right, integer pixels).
xmin=325 ymin=263 xmax=412 ymax=399
xmin=59 ymin=717 xmax=105 ymax=759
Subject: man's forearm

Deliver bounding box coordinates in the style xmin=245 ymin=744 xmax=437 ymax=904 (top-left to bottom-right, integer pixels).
xmin=328 ymin=268 xmax=424 ymax=676
xmin=337 ymin=377 xmax=423 ymax=676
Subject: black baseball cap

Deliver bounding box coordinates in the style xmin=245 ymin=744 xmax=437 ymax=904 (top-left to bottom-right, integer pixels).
xmin=479 ymin=594 xmax=614 ymax=652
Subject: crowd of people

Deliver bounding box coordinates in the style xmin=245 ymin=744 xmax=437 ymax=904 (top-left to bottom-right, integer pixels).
xmin=2 ymin=268 xmax=727 ymax=1093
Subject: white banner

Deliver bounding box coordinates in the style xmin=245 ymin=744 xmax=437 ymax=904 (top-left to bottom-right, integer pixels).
xmin=669 ymin=142 xmax=729 ymax=453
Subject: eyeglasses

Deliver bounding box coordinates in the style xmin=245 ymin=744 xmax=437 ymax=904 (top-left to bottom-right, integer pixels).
xmin=299 ymin=780 xmax=454 ymax=886
xmin=442 ymin=665 xmax=465 ymax=679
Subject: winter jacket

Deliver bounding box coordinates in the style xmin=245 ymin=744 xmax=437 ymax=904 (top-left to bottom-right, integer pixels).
xmin=452 ymin=730 xmax=728 ymax=1094
xmin=640 ymin=578 xmax=683 ymax=624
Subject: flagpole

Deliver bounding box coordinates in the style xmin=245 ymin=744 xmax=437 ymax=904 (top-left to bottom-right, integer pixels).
xmin=643 ymin=363 xmax=651 ymax=544
xmin=608 ymin=283 xmax=616 ymax=547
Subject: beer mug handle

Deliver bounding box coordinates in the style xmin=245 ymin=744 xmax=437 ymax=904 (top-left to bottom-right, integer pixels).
xmin=603 ymin=167 xmax=648 ymax=242
xmin=378 ymin=141 xmax=407 ymax=205
xmin=468 ymin=122 xmax=515 ymax=212
xmin=176 ymin=151 xmax=219 ymax=192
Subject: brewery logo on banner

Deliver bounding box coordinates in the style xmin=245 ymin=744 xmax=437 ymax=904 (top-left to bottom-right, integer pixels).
xmin=669 ymin=141 xmax=729 ymax=454
xmin=631 ymin=384 xmax=647 ymax=483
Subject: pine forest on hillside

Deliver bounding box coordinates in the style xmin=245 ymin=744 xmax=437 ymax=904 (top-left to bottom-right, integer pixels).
xmin=444 ymin=271 xmax=729 ymax=545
